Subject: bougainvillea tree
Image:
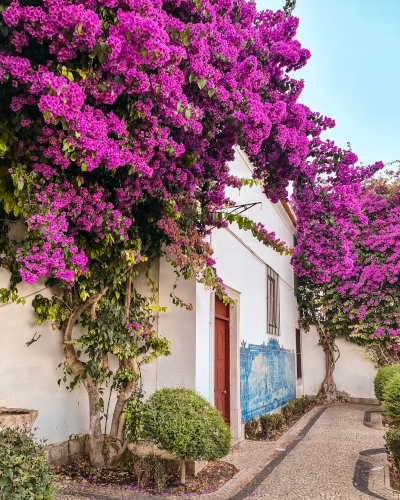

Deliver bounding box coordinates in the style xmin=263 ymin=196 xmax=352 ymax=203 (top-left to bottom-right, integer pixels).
xmin=0 ymin=0 xmax=329 ymax=466
xmin=292 ymin=161 xmax=400 ymax=400
xmin=294 ymin=170 xmax=400 ymax=394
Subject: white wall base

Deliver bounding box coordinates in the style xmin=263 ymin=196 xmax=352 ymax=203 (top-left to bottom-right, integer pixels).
xmin=302 ymin=326 xmax=377 ymax=399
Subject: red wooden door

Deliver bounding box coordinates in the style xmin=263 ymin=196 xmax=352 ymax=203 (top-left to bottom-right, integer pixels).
xmin=215 ymin=298 xmax=230 ymax=424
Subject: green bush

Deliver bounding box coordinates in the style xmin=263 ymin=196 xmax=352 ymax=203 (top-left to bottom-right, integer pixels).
xmin=260 ymin=397 xmax=309 ymax=438
xmin=126 ymin=387 xmax=231 ymax=462
xmin=245 ymin=418 xmax=258 ymax=440
xmin=0 ymin=428 xmax=55 ymax=499
xmin=300 ymin=395 xmax=310 ymax=411
xmin=287 ymin=399 xmax=298 ymax=417
xmin=383 ymin=373 xmax=400 ymax=426
xmin=374 ymin=364 xmax=400 ymax=401
xmin=259 ymin=414 xmax=272 ymax=436
xmin=273 ymin=413 xmax=285 ymax=430
xmin=259 ymin=413 xmax=285 ymax=436
xmin=293 ymin=397 xmax=308 ymax=415
xmin=281 ymin=402 xmax=293 ymax=423
xmin=385 ymin=428 xmax=400 ymax=470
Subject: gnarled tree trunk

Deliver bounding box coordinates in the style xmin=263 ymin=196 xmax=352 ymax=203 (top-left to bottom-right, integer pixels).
xmin=61 ymin=269 xmax=139 ymax=468
xmin=317 ymin=334 xmax=338 ymax=401
xmin=86 ymin=383 xmax=106 ymax=467
xmin=316 ymin=328 xmax=349 ymax=403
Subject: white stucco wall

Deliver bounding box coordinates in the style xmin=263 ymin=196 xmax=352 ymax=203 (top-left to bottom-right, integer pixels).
xmin=225 ymin=148 xmax=295 ymax=287
xmin=302 ymin=325 xmax=378 ymax=399
xmin=0 ymin=148 xmax=299 ymax=444
xmin=0 ymin=269 xmax=90 ymax=443
xmin=156 ymin=258 xmax=197 ymax=390
xmin=212 ymin=147 xmax=298 ymax=353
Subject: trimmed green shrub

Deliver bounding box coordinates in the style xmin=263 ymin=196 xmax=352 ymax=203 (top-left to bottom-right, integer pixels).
xmin=245 ymin=418 xmax=259 ymax=440
xmin=374 ymin=364 xmax=400 ymax=401
xmin=292 ymin=399 xmax=302 ymax=416
xmin=385 ymin=428 xmax=400 ymax=469
xmin=274 ymin=413 xmax=285 ymax=430
xmin=259 ymin=414 xmax=272 ymax=436
xmin=300 ymin=395 xmax=310 ymax=411
xmin=126 ymin=387 xmax=231 ymax=463
xmin=0 ymin=428 xmax=55 ymax=499
xmin=383 ymin=373 xmax=400 ymax=426
xmin=260 ymin=397 xmax=310 ymax=438
xmin=259 ymin=413 xmax=285 ymax=436
xmin=288 ymin=399 xmax=297 ymax=415
xmin=281 ymin=402 xmax=294 ymax=423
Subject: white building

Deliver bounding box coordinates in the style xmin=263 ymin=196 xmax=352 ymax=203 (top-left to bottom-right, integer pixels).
xmin=0 ymin=147 xmax=376 ymax=449
xmin=149 ymin=147 xmax=300 ymax=441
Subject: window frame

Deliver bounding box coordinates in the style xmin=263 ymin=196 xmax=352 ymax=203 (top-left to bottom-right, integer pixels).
xmin=296 ymin=328 xmax=302 ymax=379
xmin=266 ymin=265 xmax=280 ymax=336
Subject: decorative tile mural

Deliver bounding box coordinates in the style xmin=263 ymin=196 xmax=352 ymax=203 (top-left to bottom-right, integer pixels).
xmin=240 ymin=339 xmax=295 ymax=424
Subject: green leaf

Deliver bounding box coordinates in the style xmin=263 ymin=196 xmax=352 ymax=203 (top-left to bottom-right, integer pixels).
xmin=0 ymin=478 xmax=8 ymax=490
xmin=43 ymin=110 xmax=51 ymax=121
xmin=97 ymin=82 xmax=108 ymax=92
xmin=208 ymin=88 xmax=215 ymax=98
xmin=126 ymin=30 xmax=132 ymax=41
xmin=197 ymin=78 xmax=207 ymax=89
xmin=188 ymin=72 xmax=195 ymax=84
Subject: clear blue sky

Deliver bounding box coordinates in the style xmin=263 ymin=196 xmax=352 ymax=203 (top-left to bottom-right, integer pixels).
xmin=255 ymin=0 xmax=400 ymax=168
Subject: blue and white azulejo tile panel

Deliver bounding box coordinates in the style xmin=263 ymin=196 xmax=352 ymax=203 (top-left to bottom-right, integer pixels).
xmin=240 ymin=339 xmax=296 ymax=424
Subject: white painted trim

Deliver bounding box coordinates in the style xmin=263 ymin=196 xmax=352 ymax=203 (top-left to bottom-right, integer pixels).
xmin=209 ymin=292 xmax=215 ymax=406
xmin=225 ymin=286 xmax=242 ymax=439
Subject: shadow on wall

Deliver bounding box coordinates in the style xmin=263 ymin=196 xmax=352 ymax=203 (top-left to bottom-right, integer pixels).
xmin=240 ymin=339 xmax=295 ymax=423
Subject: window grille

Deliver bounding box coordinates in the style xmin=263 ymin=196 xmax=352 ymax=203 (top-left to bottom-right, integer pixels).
xmin=266 ymin=265 xmax=280 ymax=335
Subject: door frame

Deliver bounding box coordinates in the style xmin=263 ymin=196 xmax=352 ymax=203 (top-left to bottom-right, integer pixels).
xmin=214 ymin=300 xmax=230 ymax=424
xmin=210 ymin=286 xmax=242 ymax=439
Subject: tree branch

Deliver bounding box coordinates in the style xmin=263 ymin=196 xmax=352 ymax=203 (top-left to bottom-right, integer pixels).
xmin=0 ymin=286 xmax=49 ymax=308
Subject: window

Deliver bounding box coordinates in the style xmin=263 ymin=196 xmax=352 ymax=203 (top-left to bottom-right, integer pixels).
xmin=296 ymin=328 xmax=302 ymax=379
xmin=266 ymin=266 xmax=280 ymax=335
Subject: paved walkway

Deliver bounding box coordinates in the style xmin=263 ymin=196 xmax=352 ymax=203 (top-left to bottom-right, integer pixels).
xmin=56 ymin=404 xmax=400 ymax=500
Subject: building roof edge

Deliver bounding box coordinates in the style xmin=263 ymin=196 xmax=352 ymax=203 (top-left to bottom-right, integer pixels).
xmin=280 ymin=201 xmax=296 ymax=227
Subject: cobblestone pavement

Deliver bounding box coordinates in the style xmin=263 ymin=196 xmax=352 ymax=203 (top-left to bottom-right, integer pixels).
xmin=55 ymin=404 xmax=400 ymax=500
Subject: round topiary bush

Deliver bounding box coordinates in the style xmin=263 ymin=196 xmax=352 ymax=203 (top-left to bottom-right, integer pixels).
xmin=385 ymin=428 xmax=400 ymax=469
xmin=126 ymin=387 xmax=231 ymax=484
xmin=0 ymin=428 xmax=55 ymax=499
xmin=373 ymin=364 xmax=400 ymax=401
xmin=383 ymin=373 xmax=400 ymax=426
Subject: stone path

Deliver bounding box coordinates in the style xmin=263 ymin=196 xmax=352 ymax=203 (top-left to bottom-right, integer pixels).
xmin=55 ymin=404 xmax=400 ymax=500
